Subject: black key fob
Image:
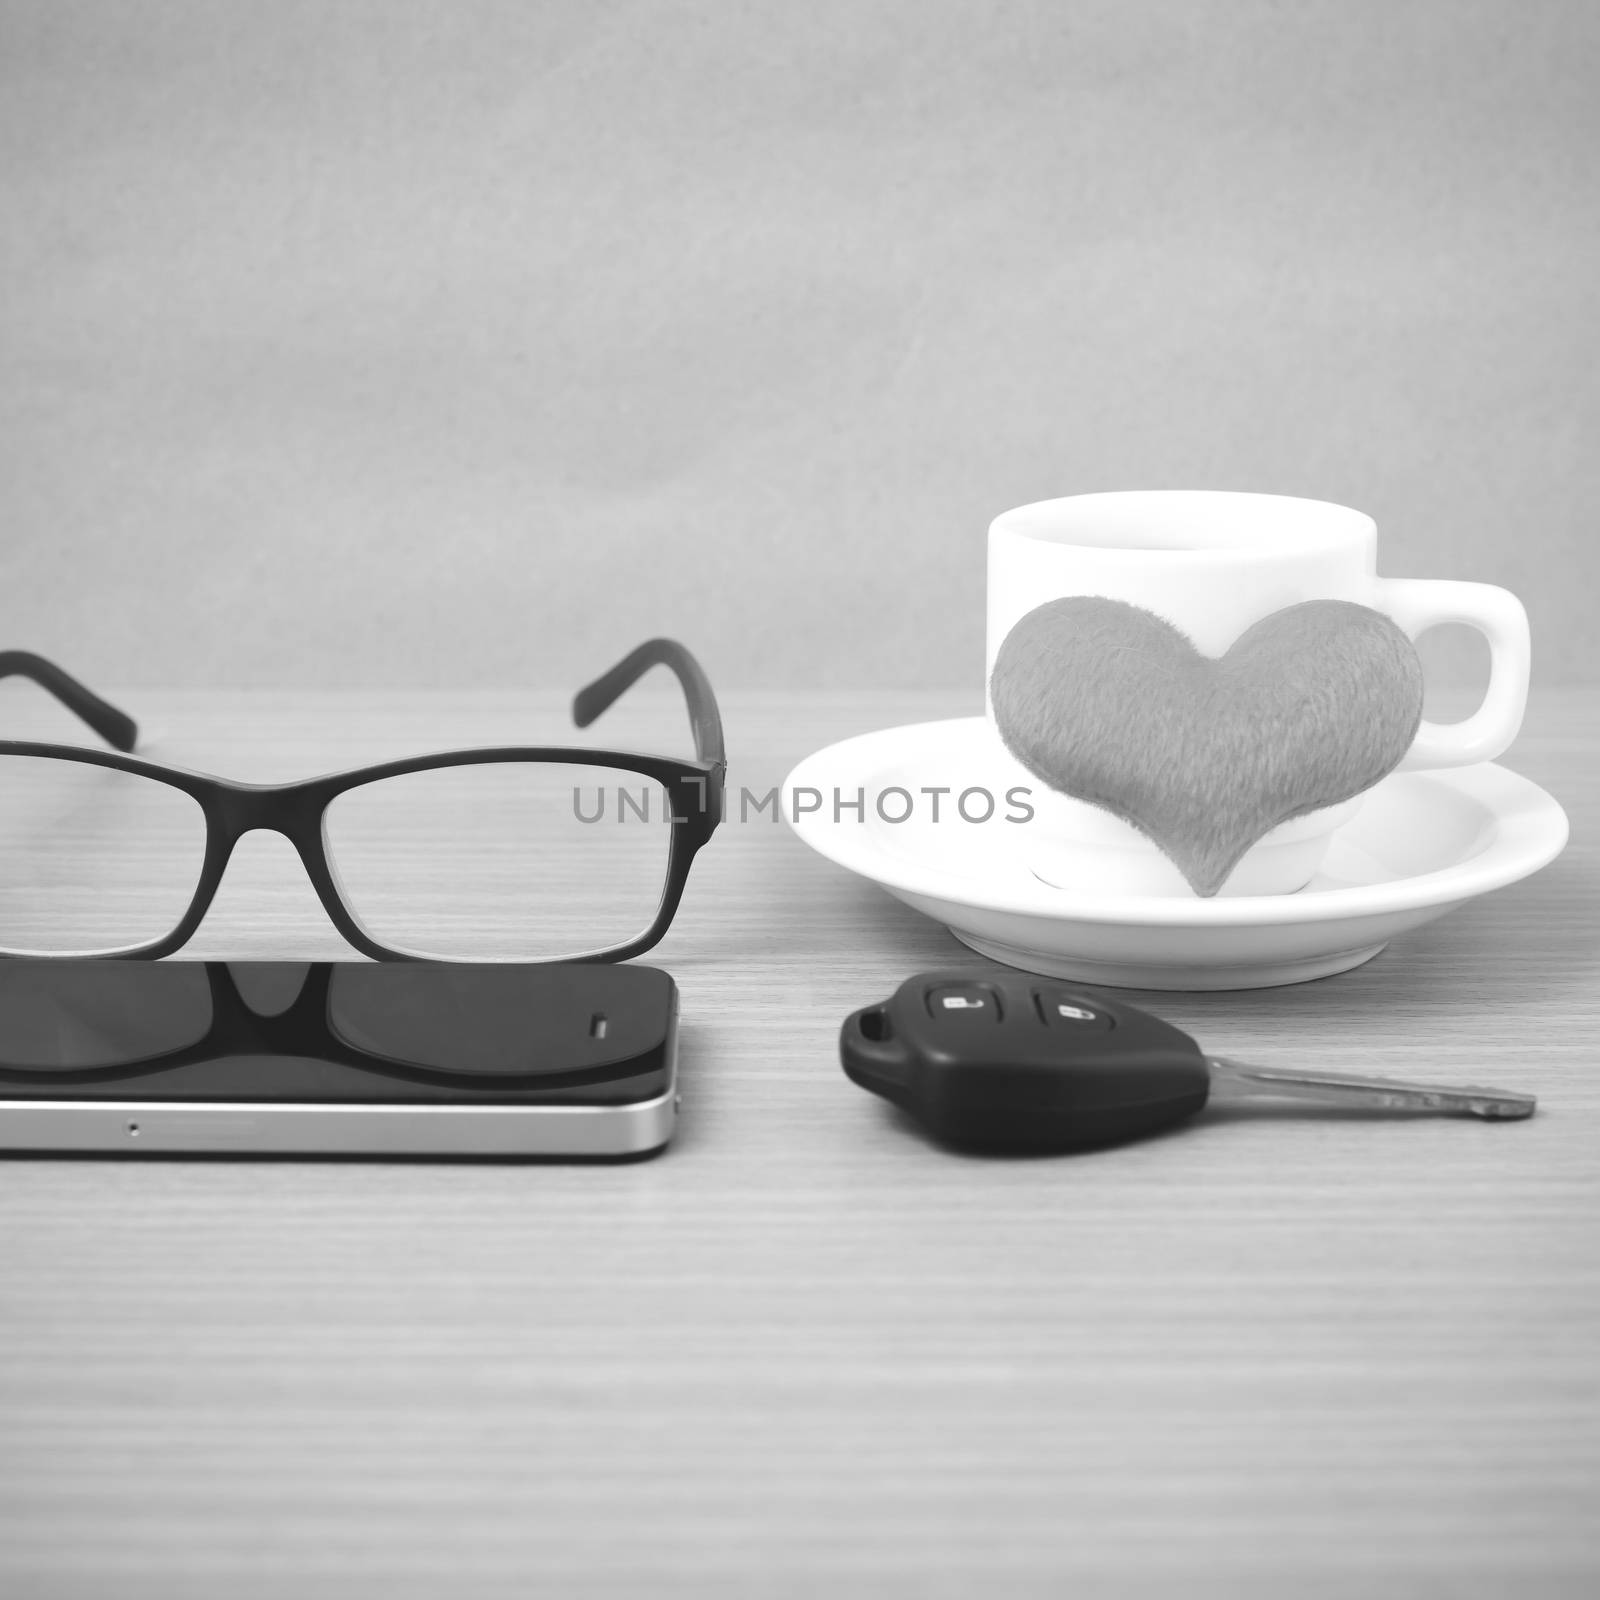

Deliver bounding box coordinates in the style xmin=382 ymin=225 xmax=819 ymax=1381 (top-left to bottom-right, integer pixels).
xmin=840 ymin=970 xmax=1211 ymax=1153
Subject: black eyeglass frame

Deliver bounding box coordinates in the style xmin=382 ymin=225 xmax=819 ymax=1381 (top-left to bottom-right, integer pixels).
xmin=0 ymin=642 xmax=725 ymax=963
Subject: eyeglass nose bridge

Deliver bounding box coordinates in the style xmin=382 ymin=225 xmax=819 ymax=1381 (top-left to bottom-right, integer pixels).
xmin=205 ymin=779 xmax=332 ymax=854
xmin=181 ymin=780 xmax=367 ymax=957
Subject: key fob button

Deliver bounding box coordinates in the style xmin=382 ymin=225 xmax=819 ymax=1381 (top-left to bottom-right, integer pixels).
xmin=925 ymin=983 xmax=1001 ymax=1022
xmin=1035 ymin=989 xmax=1115 ymax=1031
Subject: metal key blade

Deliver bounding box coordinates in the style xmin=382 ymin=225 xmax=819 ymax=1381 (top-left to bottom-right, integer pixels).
xmin=1204 ymin=1056 xmax=1536 ymax=1121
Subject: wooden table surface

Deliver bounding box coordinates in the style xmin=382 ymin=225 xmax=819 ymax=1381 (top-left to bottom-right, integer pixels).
xmin=0 ymin=683 xmax=1595 ymax=1599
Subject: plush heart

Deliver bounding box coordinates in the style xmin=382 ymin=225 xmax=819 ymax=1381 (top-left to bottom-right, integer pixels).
xmin=990 ymin=596 xmax=1424 ymax=896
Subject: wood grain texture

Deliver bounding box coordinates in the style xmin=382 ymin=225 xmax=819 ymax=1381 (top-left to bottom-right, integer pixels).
xmin=0 ymin=684 xmax=1595 ymax=1599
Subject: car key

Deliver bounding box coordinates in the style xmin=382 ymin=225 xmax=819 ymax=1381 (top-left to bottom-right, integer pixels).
xmin=840 ymin=970 xmax=1535 ymax=1153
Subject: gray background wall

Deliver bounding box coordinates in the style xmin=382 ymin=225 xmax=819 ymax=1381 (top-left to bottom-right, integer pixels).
xmin=1 ymin=0 xmax=1595 ymax=690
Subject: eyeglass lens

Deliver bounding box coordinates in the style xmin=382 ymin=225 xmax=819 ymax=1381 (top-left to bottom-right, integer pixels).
xmin=322 ymin=761 xmax=674 ymax=960
xmin=0 ymin=755 xmax=208 ymax=957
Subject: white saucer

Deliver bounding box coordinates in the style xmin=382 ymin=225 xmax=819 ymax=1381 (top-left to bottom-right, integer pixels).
xmin=782 ymin=719 xmax=1569 ymax=990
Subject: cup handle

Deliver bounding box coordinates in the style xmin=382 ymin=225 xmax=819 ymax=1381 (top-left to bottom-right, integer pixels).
xmin=1375 ymin=577 xmax=1530 ymax=769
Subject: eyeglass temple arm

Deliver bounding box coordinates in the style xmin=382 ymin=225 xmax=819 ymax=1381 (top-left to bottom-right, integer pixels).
xmin=0 ymin=651 xmax=138 ymax=750
xmin=571 ymin=638 xmax=726 ymax=771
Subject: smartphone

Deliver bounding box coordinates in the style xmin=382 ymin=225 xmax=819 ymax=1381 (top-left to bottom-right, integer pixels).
xmin=0 ymin=960 xmax=677 ymax=1159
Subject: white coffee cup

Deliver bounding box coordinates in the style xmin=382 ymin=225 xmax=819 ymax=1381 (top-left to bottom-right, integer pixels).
xmin=985 ymin=490 xmax=1530 ymax=897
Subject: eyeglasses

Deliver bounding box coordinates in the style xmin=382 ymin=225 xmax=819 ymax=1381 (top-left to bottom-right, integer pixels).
xmin=0 ymin=641 xmax=724 ymax=962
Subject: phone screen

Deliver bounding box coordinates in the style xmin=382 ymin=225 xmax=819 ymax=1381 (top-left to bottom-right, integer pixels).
xmin=0 ymin=961 xmax=674 ymax=1106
